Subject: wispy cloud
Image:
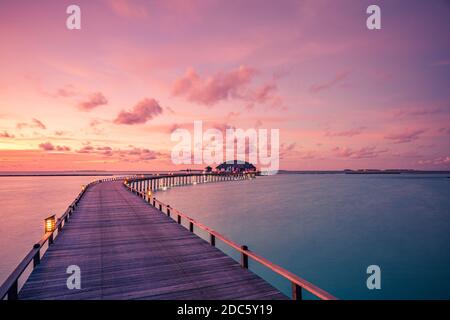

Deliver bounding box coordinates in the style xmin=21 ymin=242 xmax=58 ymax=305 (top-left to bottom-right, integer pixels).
xmin=392 ymin=106 xmax=449 ymax=118
xmin=418 ymin=156 xmax=450 ymax=165
xmin=0 ymin=131 xmax=15 ymax=138
xmin=310 ymin=71 xmax=350 ymax=93
xmin=78 ymin=92 xmax=108 ymax=111
xmin=325 ymin=126 xmax=365 ymax=137
xmin=39 ymin=142 xmax=71 ymax=152
xmin=17 ymin=118 xmax=46 ymax=130
xmin=385 ymin=129 xmax=426 ymax=144
xmin=75 ymin=145 xmax=95 ymax=153
xmin=332 ymin=146 xmax=388 ymax=159
xmin=52 ymin=84 xmax=79 ymax=98
xmin=75 ymin=143 xmax=166 ymax=162
xmin=114 ymin=98 xmax=163 ymax=125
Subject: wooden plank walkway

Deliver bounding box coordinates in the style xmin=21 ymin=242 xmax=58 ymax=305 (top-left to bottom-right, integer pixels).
xmin=19 ymin=180 xmax=287 ymax=300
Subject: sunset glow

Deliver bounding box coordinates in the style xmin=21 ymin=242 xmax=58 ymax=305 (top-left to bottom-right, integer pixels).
xmin=0 ymin=0 xmax=449 ymax=171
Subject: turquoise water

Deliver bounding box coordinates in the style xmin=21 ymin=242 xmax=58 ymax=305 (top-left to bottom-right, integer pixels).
xmin=155 ymin=174 xmax=450 ymax=300
xmin=1 ymin=173 xmax=449 ymax=299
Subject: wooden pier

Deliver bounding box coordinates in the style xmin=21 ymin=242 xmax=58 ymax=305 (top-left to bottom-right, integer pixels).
xmin=0 ymin=173 xmax=336 ymax=300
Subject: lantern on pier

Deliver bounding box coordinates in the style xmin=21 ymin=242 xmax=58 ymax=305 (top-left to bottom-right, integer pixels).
xmin=147 ymin=190 xmax=152 ymax=198
xmin=44 ymin=215 xmax=56 ymax=233
xmin=81 ymin=184 xmax=85 ymax=191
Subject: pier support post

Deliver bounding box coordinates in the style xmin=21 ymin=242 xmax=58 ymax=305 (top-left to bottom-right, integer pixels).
xmin=292 ymin=283 xmax=302 ymax=300
xmin=210 ymin=234 xmax=215 ymax=246
xmin=167 ymin=206 xmax=171 ymax=217
xmin=241 ymin=245 xmax=249 ymax=269
xmin=33 ymin=244 xmax=40 ymax=267
xmin=189 ymin=221 xmax=194 ymax=232
xmin=177 ymin=215 xmax=181 ymax=224
xmin=7 ymin=280 xmax=18 ymax=300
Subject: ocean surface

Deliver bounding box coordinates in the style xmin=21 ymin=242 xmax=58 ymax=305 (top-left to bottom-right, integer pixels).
xmin=1 ymin=173 xmax=449 ymax=299
xmin=156 ymin=173 xmax=450 ymax=300
xmin=0 ymin=175 xmax=111 ymax=288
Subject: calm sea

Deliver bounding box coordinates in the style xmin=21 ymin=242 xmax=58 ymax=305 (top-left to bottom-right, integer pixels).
xmin=0 ymin=175 xmax=110 ymax=287
xmin=1 ymin=173 xmax=449 ymax=299
xmin=155 ymin=173 xmax=450 ymax=300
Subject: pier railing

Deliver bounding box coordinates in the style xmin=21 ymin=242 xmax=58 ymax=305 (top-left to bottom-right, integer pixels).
xmin=0 ymin=177 xmax=121 ymax=300
xmin=124 ymin=173 xmax=337 ymax=301
xmin=1 ymin=172 xmax=337 ymax=300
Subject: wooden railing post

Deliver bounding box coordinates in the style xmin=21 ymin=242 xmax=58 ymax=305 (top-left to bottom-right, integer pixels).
xmin=33 ymin=244 xmax=40 ymax=267
xmin=241 ymin=245 xmax=249 ymax=268
xmin=292 ymin=283 xmax=302 ymax=300
xmin=120 ymin=174 xmax=336 ymax=300
xmin=48 ymin=232 xmax=54 ymax=245
xmin=7 ymin=280 xmax=18 ymax=300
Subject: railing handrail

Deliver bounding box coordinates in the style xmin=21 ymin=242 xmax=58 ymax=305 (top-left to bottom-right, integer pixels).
xmin=125 ymin=174 xmax=337 ymax=300
xmin=0 ymin=176 xmax=125 ymax=300
xmin=1 ymin=172 xmax=336 ymax=300
xmin=1 ymin=173 xmax=187 ymax=300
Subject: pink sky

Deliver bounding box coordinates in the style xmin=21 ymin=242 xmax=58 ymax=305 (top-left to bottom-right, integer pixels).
xmin=0 ymin=0 xmax=449 ymax=171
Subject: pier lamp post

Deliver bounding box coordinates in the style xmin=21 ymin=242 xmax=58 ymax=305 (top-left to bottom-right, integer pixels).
xmin=81 ymin=185 xmax=85 ymax=191
xmin=44 ymin=215 xmax=56 ymax=233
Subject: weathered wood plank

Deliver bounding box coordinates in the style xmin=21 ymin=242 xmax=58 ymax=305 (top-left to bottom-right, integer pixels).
xmin=19 ymin=180 xmax=287 ymax=300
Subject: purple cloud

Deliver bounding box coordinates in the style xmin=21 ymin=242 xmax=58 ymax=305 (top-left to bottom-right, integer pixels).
xmin=172 ymin=66 xmax=256 ymax=106
xmin=76 ymin=145 xmax=95 ymax=153
xmin=114 ymin=98 xmax=163 ymax=125
xmin=385 ymin=129 xmax=426 ymax=144
xmin=39 ymin=142 xmax=71 ymax=152
xmin=78 ymin=92 xmax=108 ymax=111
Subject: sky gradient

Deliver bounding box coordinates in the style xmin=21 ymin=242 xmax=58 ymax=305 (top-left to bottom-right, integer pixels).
xmin=0 ymin=0 xmax=449 ymax=171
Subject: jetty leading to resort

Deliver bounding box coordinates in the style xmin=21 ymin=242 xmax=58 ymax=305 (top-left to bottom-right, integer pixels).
xmin=0 ymin=172 xmax=336 ymax=300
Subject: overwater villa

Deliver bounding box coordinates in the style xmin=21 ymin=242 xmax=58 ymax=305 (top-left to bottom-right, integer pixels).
xmin=215 ymin=161 xmax=257 ymax=173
